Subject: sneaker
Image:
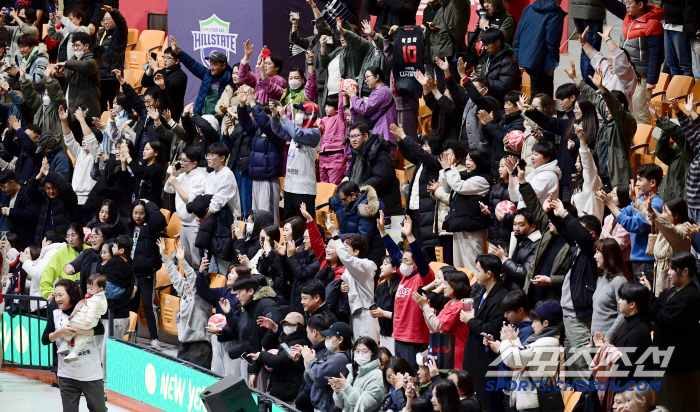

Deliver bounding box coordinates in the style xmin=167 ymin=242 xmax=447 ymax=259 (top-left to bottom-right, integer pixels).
xmin=150 ymin=339 xmax=162 ymax=351
xmin=57 ymin=346 xmax=70 ymax=355
xmin=64 ymin=352 xmax=79 ymax=363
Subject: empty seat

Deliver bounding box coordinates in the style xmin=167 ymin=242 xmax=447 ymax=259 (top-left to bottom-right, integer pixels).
xmin=133 ymin=30 xmax=166 ymax=53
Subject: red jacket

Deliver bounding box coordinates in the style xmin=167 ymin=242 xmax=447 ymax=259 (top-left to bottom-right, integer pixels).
xmin=619 ymin=5 xmax=665 ymax=83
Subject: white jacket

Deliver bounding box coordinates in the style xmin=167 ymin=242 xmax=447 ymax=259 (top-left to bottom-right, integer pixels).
xmin=65 ymin=132 xmax=100 ymax=204
xmin=163 ymin=167 xmax=207 ymax=226
xmin=509 ymin=160 xmax=561 ymax=209
xmin=500 ymin=336 xmax=561 ymax=410
xmin=335 ymin=239 xmax=376 ymax=314
xmin=23 ymin=242 xmax=67 ymax=311
xmin=588 ymin=47 xmax=637 ymax=113
xmin=70 ymin=291 xmax=108 ymax=329
xmin=571 ymin=146 xmax=604 ymax=221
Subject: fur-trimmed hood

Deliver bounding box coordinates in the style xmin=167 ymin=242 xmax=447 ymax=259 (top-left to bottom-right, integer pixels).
xmin=253 ymin=285 xmax=277 ymax=301
xmin=357 ymin=185 xmax=380 ymax=218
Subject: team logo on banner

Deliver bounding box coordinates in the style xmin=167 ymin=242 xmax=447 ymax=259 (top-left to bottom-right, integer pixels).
xmin=191 ymin=14 xmax=238 ymax=67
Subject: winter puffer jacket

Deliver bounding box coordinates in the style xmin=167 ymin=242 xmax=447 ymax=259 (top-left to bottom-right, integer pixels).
xmin=513 ymin=0 xmax=567 ymax=72
xmin=96 ymin=9 xmax=128 ymax=80
xmin=364 ymin=0 xmax=420 ymax=28
xmin=221 ymin=117 xmax=253 ymax=174
xmin=569 ymin=0 xmax=606 ymax=20
xmin=483 ymin=111 xmax=526 ymax=176
xmin=175 ymin=49 xmax=233 ymax=115
xmin=64 ymin=50 xmax=101 ymax=117
xmin=124 ymin=202 xmax=167 ymax=275
xmin=286 ymin=249 xmax=321 ymax=314
xmin=187 ymin=194 xmax=234 ymax=261
xmin=243 ymin=105 xmax=285 ymax=180
xmin=342 ymin=30 xmax=391 ymax=98
xmin=28 ymin=171 xmax=78 ymax=246
xmin=441 ymin=170 xmax=492 ymax=233
xmin=259 ymin=329 xmax=312 ymax=402
xmin=397 ymin=137 xmax=441 ymax=248
xmin=329 ymin=186 xmax=386 ymax=263
xmin=503 ymin=230 xmax=542 ymax=291
xmin=427 ymin=0 xmax=471 ymax=61
xmin=481 ymin=44 xmax=521 ymax=102
xmin=223 ymin=209 xmax=275 ymax=262
xmin=486 ymin=181 xmax=514 ymax=247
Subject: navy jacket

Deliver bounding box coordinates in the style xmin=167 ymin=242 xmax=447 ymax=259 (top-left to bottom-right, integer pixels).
xmin=5 ymin=128 xmax=41 ymax=184
xmin=195 ymin=270 xmax=241 ymax=342
xmin=513 ymin=0 xmax=567 ymax=72
xmin=175 ymin=49 xmax=232 ymax=115
xmin=4 ymin=184 xmax=39 ymax=249
xmin=242 ymin=105 xmax=285 ymax=180
xmin=329 ymin=186 xmax=385 ymax=263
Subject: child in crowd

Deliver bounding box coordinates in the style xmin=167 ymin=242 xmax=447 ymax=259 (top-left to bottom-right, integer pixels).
xmin=57 ymin=273 xmax=108 ymax=362
xmin=372 ymin=255 xmax=400 ymax=354
xmin=100 ymin=235 xmax=133 ymax=299
xmin=318 ymin=94 xmax=347 ymax=184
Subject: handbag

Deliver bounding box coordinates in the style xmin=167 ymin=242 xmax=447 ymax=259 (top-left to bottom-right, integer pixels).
xmin=645 ymin=219 xmax=658 ymax=257
xmin=536 ymin=377 xmax=565 ymax=412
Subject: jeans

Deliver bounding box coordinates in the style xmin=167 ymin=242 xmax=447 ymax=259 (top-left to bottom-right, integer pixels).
xmin=665 ymin=30 xmax=694 ymax=77
xmin=691 ymin=39 xmax=700 ymax=79
xmin=395 ymin=340 xmax=427 ymax=372
xmin=574 ymin=19 xmax=604 ymax=86
xmin=234 ymin=169 xmax=253 ymax=218
xmin=104 ymin=282 xmax=125 ymax=299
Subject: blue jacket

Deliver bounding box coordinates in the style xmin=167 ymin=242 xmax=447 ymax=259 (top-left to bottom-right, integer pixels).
xmin=616 ymin=195 xmax=663 ymax=262
xmin=175 ymin=50 xmax=232 ymax=115
xmin=47 ymin=147 xmax=73 ymax=183
xmin=243 ymin=104 xmax=285 ymax=180
xmin=329 ymin=186 xmax=385 ymax=262
xmin=4 ymin=128 xmax=41 ymax=184
xmin=513 ymin=0 xmax=567 ymax=71
xmin=195 ymin=270 xmax=241 ymax=342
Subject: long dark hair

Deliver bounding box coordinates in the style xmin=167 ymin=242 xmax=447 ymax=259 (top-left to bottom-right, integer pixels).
xmin=433 ymin=379 xmax=462 ymax=412
xmin=669 ymin=251 xmax=698 ymax=281
xmin=566 ymin=98 xmax=598 ymax=147
xmin=664 ymin=198 xmax=693 ymax=225
xmin=129 ymin=200 xmax=150 ymax=226
xmin=381 ymin=256 xmax=401 ymax=297
xmin=610 ymin=185 xmax=632 ymax=230
xmin=570 ymin=151 xmax=600 ymax=193
xmin=95 ymin=199 xmax=119 ymax=224
xmin=351 ymin=337 xmax=379 ymax=380
xmin=383 ymin=356 xmax=416 ymax=389
xmin=594 ymin=238 xmax=633 ymax=281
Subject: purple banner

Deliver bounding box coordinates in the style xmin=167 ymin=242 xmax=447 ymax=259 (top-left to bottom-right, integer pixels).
xmin=168 ymin=0 xmax=263 ymax=106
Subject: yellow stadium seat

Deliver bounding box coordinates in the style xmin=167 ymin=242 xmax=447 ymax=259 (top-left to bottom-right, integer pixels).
xmin=122 ymin=69 xmax=144 ymax=91
xmin=126 ymin=28 xmax=139 ymax=50
xmin=396 ymin=169 xmax=409 ymax=209
xmin=123 ymin=311 xmax=138 ymax=342
xmin=652 ymin=75 xmax=694 ymax=118
xmin=167 ymin=212 xmax=181 ymax=239
xmin=429 ymin=261 xmax=449 ymax=274
xmin=100 ymin=110 xmax=110 ymax=124
xmin=159 ymin=294 xmax=180 ymax=335
xmin=521 ymin=69 xmax=531 ymax=98
xmin=125 ymin=51 xmax=148 ymax=70
xmin=133 ymin=30 xmax=166 ymax=53
xmin=630 ymin=124 xmax=654 ymax=154
xmin=66 ymin=148 xmax=76 ymax=166
xmin=160 ymin=208 xmax=171 ymax=224
xmin=162 ymin=237 xmax=177 ymax=256
xmin=210 ymin=273 xmax=226 ymax=288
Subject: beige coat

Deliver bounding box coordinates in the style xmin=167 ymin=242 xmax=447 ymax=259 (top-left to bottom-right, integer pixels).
xmin=432 ymin=164 xmax=467 ymax=236
xmin=215 ymin=84 xmax=255 ymax=135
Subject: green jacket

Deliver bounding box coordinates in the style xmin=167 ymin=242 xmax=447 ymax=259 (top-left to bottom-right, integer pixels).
xmin=578 ymin=82 xmax=636 ymax=188
xmin=333 ymin=359 xmax=385 ymax=412
xmin=656 ymin=115 xmax=693 ymax=202
xmin=39 ymin=243 xmax=90 ymax=298
xmin=521 ymin=182 xmax=570 ymax=300
xmin=21 ymin=78 xmax=66 ymax=140
xmin=341 ymin=30 xmax=391 ymax=98
xmin=427 ymin=0 xmax=471 ymax=61
xmin=319 ymin=30 xmax=364 ymax=107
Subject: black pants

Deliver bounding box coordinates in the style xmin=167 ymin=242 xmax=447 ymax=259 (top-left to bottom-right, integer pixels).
xmin=134 ymin=271 xmax=159 ymax=340
xmin=439 ymin=235 xmax=454 ymax=265
xmin=100 ymin=79 xmax=120 ymax=113
xmin=283 ymin=192 xmax=316 ymax=222
xmin=178 ymin=340 xmax=213 ymax=369
xmin=58 ymin=377 xmax=106 ymax=412
xmin=525 ymin=68 xmax=554 ymax=98
xmin=632 ymin=261 xmax=655 ymax=284
xmin=395 ymin=340 xmax=427 ymax=372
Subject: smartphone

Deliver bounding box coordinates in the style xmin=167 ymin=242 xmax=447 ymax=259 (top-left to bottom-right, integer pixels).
xmin=369 ymin=303 xmax=378 ymax=311
xmin=241 ymin=352 xmax=255 ymax=366
xmin=281 ymin=342 xmax=295 ymax=358
xmin=174 ymin=162 xmax=182 ymax=171
xmin=325 ymin=36 xmax=334 ymax=44
xmin=79 ymin=105 xmax=89 ymax=115
xmin=0 ymin=231 xmax=7 ymax=239
xmin=462 ymin=298 xmax=473 ymax=312
xmin=511 ymin=159 xmax=526 ymax=176
xmin=291 ymin=12 xmax=300 ymax=19
xmin=417 ymin=286 xmax=426 ymax=295
xmin=151 ymin=52 xmax=158 ymax=60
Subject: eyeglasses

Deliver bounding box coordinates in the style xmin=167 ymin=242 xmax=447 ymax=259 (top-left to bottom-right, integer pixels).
xmin=66 ymin=233 xmax=80 ymax=239
xmin=348 ymin=134 xmax=364 ymax=139
xmin=206 ymin=154 xmax=220 ymax=159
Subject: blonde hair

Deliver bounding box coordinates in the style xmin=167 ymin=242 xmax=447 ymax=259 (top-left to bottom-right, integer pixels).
xmin=623 ymin=389 xmax=668 ymax=412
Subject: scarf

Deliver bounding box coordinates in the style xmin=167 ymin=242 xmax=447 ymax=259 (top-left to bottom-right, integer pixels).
xmin=349 ymin=145 xmax=365 ymax=184
xmin=522 ymin=325 xmax=558 ymax=345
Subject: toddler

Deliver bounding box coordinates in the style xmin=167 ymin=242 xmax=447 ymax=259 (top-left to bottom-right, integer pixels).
xmin=102 ymin=235 xmax=134 ymax=299
xmin=57 ymin=273 xmax=108 ymax=362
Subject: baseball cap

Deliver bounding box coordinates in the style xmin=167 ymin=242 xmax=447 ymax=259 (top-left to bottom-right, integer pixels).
xmin=293 ymin=101 xmax=319 ymax=114
xmin=280 ymin=312 xmax=304 ymax=326
xmin=205 ymin=50 xmax=227 ymax=64
xmin=35 ymin=132 xmax=58 ymax=154
xmin=320 ymin=322 xmax=352 ymax=341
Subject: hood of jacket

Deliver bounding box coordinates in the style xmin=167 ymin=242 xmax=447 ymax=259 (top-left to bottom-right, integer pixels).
xmin=362 ymin=133 xmax=392 ymax=161
xmin=491 ymin=44 xmax=515 ymax=61
xmin=40 ymin=241 xmax=67 ymax=258
xmin=253 ymin=285 xmax=277 ymax=301
xmin=247 ymin=209 xmax=275 ymax=242
xmin=532 ymin=0 xmax=565 ymax=14
xmin=357 ymin=185 xmax=380 ymax=218
xmin=531 ymin=159 xmax=562 ymax=179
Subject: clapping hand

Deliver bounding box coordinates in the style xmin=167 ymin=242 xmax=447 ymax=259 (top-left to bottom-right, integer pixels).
xmin=435 ymin=56 xmax=449 ymax=72
xmin=579 ymin=26 xmax=589 ymax=45
xmin=426 ymin=179 xmax=441 ymax=194
xmin=595 ymin=188 xmax=614 ymax=206
xmin=500 ymin=324 xmax=519 ymax=341
xmin=477 ymin=110 xmax=494 ymax=126
xmin=438 ymin=152 xmax=455 ymax=169
xmin=414 ymin=70 xmax=429 ymax=86
xmin=551 ymin=198 xmax=567 ymax=217
xmin=219 ymin=297 xmax=231 ymax=314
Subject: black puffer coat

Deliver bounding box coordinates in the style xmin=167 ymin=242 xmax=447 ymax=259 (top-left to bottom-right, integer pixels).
xmin=187 ymin=194 xmax=234 ymax=261
xmin=258 ymin=328 xmax=312 ymax=402
xmin=480 ymin=44 xmax=521 ymax=102
xmin=28 ymin=171 xmax=78 ymax=246
xmin=222 ymin=209 xmax=275 ymax=261
xmin=486 ymin=180 xmax=514 ymax=247
xmin=97 ymin=8 xmax=129 ymax=81
xmin=502 ymin=232 xmax=541 ymax=291
xmin=397 ymin=137 xmax=440 ymax=247
xmin=124 ymin=202 xmax=167 ymax=275
xmin=286 ymin=249 xmax=321 ymax=314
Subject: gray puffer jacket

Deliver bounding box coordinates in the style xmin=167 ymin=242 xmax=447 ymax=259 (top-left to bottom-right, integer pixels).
xmin=163 ymin=257 xmax=213 ymax=343
xmin=342 ymin=30 xmax=391 ymax=98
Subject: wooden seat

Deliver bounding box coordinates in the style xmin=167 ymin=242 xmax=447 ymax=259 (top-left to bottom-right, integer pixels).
xmin=132 ymin=29 xmax=166 ymax=53
xmin=652 ymin=75 xmax=694 ymax=118
xmin=162 ymin=237 xmax=177 ymax=256
xmin=315 ymin=182 xmax=338 ymax=225
xmin=166 ymin=212 xmax=181 ymax=239
xmin=654 ymin=156 xmax=669 ymax=175
xmin=159 ymin=294 xmax=180 ymax=335
xmin=126 ymin=28 xmax=139 ymax=50
xmin=630 ymin=124 xmax=654 ymax=154
xmin=632 ymin=153 xmax=654 ymax=177
xmin=417 ymin=97 xmax=432 ymax=136
xmin=210 ymin=273 xmax=227 ymax=288
xmin=521 ymin=69 xmax=531 ymax=98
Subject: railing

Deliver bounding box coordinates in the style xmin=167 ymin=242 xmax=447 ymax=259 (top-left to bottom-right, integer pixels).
xmin=0 ymin=294 xmax=55 ymax=370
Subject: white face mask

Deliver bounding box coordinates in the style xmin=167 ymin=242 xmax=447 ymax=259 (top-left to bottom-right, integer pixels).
xmin=42 ymin=95 xmax=51 ymax=106
xmin=325 ymin=337 xmax=339 ymax=352
xmin=354 ymin=353 xmax=372 ymax=366
xmin=288 ymin=78 xmax=303 ymax=90
xmin=400 ymin=263 xmax=415 ymax=275
xmin=245 ymin=222 xmax=254 ymax=234
xmin=283 ymin=325 xmax=297 ymax=335
xmin=74 ymin=50 xmax=84 ymax=59
xmin=294 ymin=112 xmax=305 ymax=126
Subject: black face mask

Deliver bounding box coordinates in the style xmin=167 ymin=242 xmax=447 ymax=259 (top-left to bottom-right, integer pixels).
xmin=514 ymin=233 xmax=529 ymax=242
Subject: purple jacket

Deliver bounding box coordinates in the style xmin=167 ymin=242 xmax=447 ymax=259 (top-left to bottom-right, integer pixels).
xmin=238 ymin=62 xmax=288 ymax=104
xmin=350 ymin=84 xmax=397 ymax=148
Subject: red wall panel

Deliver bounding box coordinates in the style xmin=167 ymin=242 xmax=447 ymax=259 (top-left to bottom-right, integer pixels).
xmin=120 ymin=0 xmax=167 ymax=33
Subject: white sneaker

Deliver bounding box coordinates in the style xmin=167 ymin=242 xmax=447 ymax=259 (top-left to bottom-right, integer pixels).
xmin=150 ymin=339 xmax=162 ymax=351
xmin=64 ymin=352 xmax=79 ymax=363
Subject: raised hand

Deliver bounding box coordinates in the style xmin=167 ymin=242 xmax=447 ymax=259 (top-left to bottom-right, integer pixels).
xmin=147 ymin=106 xmax=159 ymax=121
xmin=517 ymin=93 xmax=533 ymax=112
xmin=435 ymin=56 xmax=449 ymax=72
xmin=161 ymin=108 xmax=172 ymax=123
xmin=579 ymin=26 xmax=589 ymax=45
xmin=551 ymin=198 xmax=567 ymax=217
xmin=300 ymin=202 xmax=314 ymax=223
xmin=573 ymin=123 xmax=586 ymax=147
xmin=361 ymin=19 xmax=372 ymax=36
xmin=289 ymin=11 xmax=299 ymax=26
xmin=564 ymin=59 xmax=577 ymax=81
xmin=74 ymin=107 xmax=86 ymax=121
xmin=153 ymin=73 xmax=165 ymax=89
xmin=44 ymin=63 xmax=55 ymax=79
xmin=588 ymin=67 xmax=604 ymax=90
xmin=243 ymin=39 xmax=254 ymax=60
xmin=426 ymin=179 xmax=441 ymax=194
xmin=306 ymin=50 xmax=314 ymax=64
xmin=376 ymin=209 xmax=386 ymax=234
xmin=414 ymin=70 xmax=429 ymax=86
xmin=219 ymin=298 xmax=231 ymax=314
xmin=439 ymin=152 xmax=455 ymax=169
xmin=169 ymin=36 xmax=180 ymax=54
xmin=598 ymin=24 xmax=614 ymax=40
xmin=19 ymin=62 xmax=26 ymax=80
xmin=685 ymin=93 xmax=695 ymax=113
xmin=400 ymin=214 xmax=413 ymax=237
xmin=156 ymin=237 xmax=167 ymax=258
xmin=389 ymin=123 xmax=406 ymax=141
xmin=112 ymin=69 xmax=124 ymax=84
xmin=647 ymin=101 xmax=659 ymax=120
xmin=336 ymin=17 xmax=346 ymax=35
xmin=388 ymin=25 xmax=399 ymax=36
xmin=457 ymin=57 xmax=467 ymax=79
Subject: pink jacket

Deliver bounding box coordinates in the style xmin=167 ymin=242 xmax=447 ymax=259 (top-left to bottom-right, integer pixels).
xmin=319 ymin=96 xmax=346 ymax=153
xmin=350 ymin=84 xmax=397 ymax=147
xmin=601 ymin=214 xmax=631 ymax=261
xmin=238 ymin=62 xmax=287 ymax=104
xmin=588 ymin=47 xmax=637 ymax=112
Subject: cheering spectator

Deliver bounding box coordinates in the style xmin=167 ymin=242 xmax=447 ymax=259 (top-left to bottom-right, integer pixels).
xmin=2 ymin=119 xmax=41 ymax=184
xmin=494 ymin=206 xmax=540 ymax=292
xmin=425 ymin=0 xmax=471 ymax=63
xmin=569 ymin=0 xmax=606 ymax=86
xmin=482 ymin=157 xmax=513 ymax=251
xmin=318 ymin=94 xmax=347 ymax=185
xmin=28 ymin=160 xmax=78 ymax=245
xmin=477 ymin=28 xmax=521 ymax=102
xmin=61 ymin=106 xmax=99 ymax=207
xmin=121 ymin=136 xmax=164 ymax=207
xmin=364 ymin=0 xmax=419 ymax=28
xmin=344 ymin=122 xmax=401 ymax=216
xmin=21 ymin=63 xmax=65 ymax=139
xmin=372 ymin=256 xmax=399 ymax=354
xmin=39 ymin=222 xmax=88 ymax=301
xmin=417 ymin=70 xmax=462 ymax=143
xmin=305 ymin=321 xmax=353 ymax=412
xmin=239 ymin=39 xmax=287 ymax=104
xmin=570 ymin=124 xmax=604 ymax=221
xmin=280 ymin=51 xmax=318 ymax=119
xmin=0 ymin=170 xmax=38 ymax=248
xmin=345 ymin=66 xmax=396 ymax=150
xmin=507 ymin=142 xmax=561 ymax=208
xmin=47 ymin=8 xmax=88 ymax=64
xmin=22 ymin=230 xmax=65 ymax=311
xmin=95 ymin=5 xmax=127 ymax=110
xmin=142 ymin=47 xmax=188 ymax=120
xmin=59 ymin=31 xmax=99 ymax=138
xmin=299 ymin=278 xmax=338 ymax=324
xmin=600 ymin=186 xmax=632 ymax=263
xmin=479 ymin=91 xmax=525 ymax=177
xmin=13 ymin=32 xmax=48 ymax=90
xmin=336 ymin=20 xmax=390 ymax=100
xmin=513 ymin=0 xmax=566 ymax=96
xmin=651 ymin=98 xmax=693 ymax=202
xmin=1 ymin=7 xmax=37 ymax=63
xmin=330 ymin=336 xmax=384 ymax=412
xmin=66 ymin=224 xmax=113 ymax=296
xmin=169 ymin=35 xmax=232 ymax=116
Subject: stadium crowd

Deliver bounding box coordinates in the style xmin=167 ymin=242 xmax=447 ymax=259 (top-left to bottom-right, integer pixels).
xmin=1 ymin=0 xmax=700 ymax=412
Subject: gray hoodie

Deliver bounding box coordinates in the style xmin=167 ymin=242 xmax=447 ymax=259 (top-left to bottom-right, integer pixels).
xmin=163 ymin=257 xmax=213 ymax=343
